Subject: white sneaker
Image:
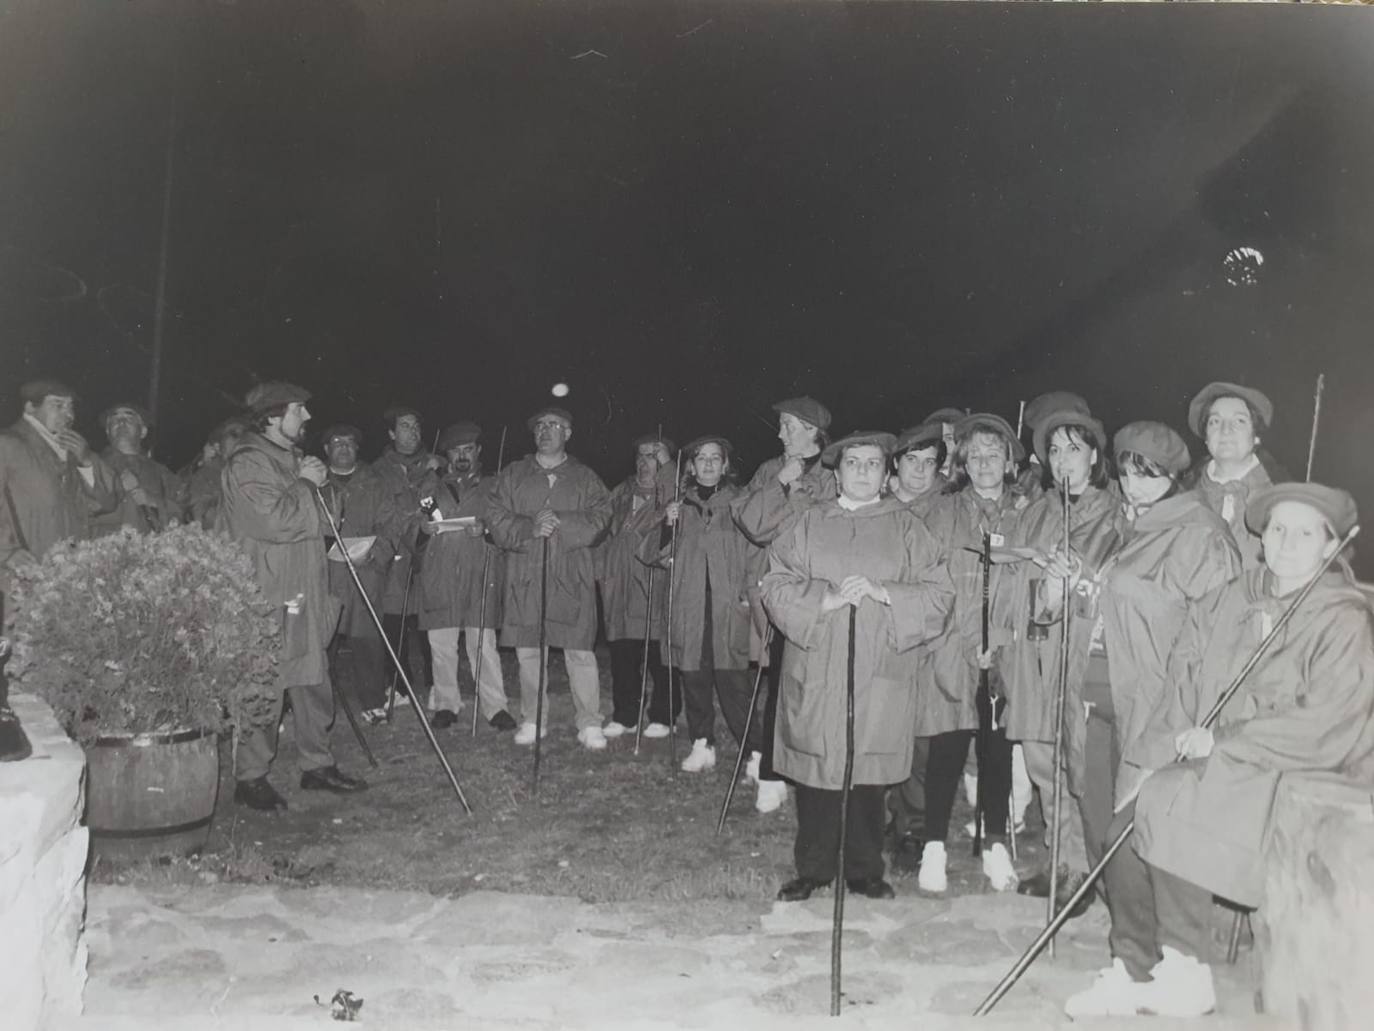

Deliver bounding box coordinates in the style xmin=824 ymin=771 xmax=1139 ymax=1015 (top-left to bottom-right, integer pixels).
xmin=578 ymin=726 xmax=608 ymax=751
xmin=982 ymin=842 xmax=1019 ymax=891
xmin=1137 ymin=947 xmax=1216 ymax=1017
xmin=601 ymin=721 xmax=629 ymax=738
xmin=755 ymin=778 xmax=787 ymax=813
xmin=744 ymin=750 xmax=762 ymax=786
xmin=680 ymin=738 xmax=716 ymax=772
xmin=642 ymin=722 xmax=670 ymax=739
xmin=513 ymin=721 xmax=547 ymax=746
xmin=1064 ymin=959 xmax=1151 ymax=1018
xmin=917 ymin=841 xmax=948 ymax=893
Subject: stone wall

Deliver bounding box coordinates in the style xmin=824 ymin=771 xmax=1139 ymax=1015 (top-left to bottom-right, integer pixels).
xmin=1259 ymin=773 xmax=1374 ymax=1030
xmin=0 ymin=693 xmax=88 ymax=1031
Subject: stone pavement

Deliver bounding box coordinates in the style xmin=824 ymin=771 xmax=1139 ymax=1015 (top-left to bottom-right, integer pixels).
xmin=62 ymin=883 xmax=1276 ymax=1030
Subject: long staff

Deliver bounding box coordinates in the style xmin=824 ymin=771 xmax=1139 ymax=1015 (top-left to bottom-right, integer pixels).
xmin=1305 ymin=373 xmax=1325 ymax=482
xmin=471 ymin=425 xmax=508 ymax=737
xmin=972 ymin=531 xmax=992 ymax=856
xmin=532 ymin=537 xmax=550 ymax=794
xmin=1047 ymin=484 xmax=1072 ymax=955
xmin=633 ymin=566 xmax=657 ymax=755
xmin=314 ymin=487 xmax=474 ymax=815
xmin=716 ymin=623 xmax=774 ymax=834
xmin=383 ymin=563 xmax=416 ymax=721
xmin=316 ymin=483 xmax=376 ymax=768
xmin=664 ymin=450 xmax=684 ymax=769
xmin=973 ymin=524 xmax=1360 ymax=1016
xmin=831 ymin=606 xmax=859 ymax=1017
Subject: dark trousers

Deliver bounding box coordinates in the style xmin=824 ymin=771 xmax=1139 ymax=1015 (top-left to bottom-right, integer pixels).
xmin=887 ymin=735 xmax=932 ymax=839
xmin=1103 ymin=801 xmax=1214 ymax=980
xmin=680 ymin=588 xmax=763 ymax=751
xmin=756 ymin=623 xmax=785 ymax=783
xmin=925 ymin=671 xmax=1013 ymax=842
xmin=794 ymin=783 xmax=887 ymax=883
xmin=382 ymin=612 xmax=433 ymax=691
xmin=1080 ymin=655 xmax=1117 ymax=868
xmin=607 ymin=637 xmax=679 ymax=726
xmin=328 ymin=632 xmax=386 ymax=710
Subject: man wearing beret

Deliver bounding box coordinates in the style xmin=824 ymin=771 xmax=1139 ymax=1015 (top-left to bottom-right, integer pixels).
xmin=733 ymin=395 xmax=838 ymax=813
xmin=373 ymin=406 xmax=441 ymax=706
xmin=0 ymin=379 xmax=118 ymax=586
xmin=220 ymin=382 xmax=367 ymax=809
xmin=418 ymin=422 xmax=515 ymax=731
xmin=92 ymin=402 xmax=186 ymax=535
xmin=319 ymin=424 xmax=403 ymax=724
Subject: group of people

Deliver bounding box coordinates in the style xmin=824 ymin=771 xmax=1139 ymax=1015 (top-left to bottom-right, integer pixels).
xmin=4 ymin=373 xmax=1372 ymax=1019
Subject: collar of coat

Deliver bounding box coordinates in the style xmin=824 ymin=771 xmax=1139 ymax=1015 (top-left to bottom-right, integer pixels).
xmin=1129 ymin=489 xmax=1226 ymax=536
xmin=814 ymin=496 xmax=910 ymax=520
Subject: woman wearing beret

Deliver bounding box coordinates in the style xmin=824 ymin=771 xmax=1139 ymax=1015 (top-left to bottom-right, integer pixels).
xmin=645 ymin=437 xmax=764 ymax=775
xmin=1185 ymin=381 xmax=1279 ymax=569
xmin=1067 ymin=484 xmax=1372 ymax=1018
xmin=762 ymin=432 xmax=953 ymax=901
xmin=916 ymin=413 xmax=1031 ymax=894
xmin=1004 ymin=407 xmax=1124 ymax=914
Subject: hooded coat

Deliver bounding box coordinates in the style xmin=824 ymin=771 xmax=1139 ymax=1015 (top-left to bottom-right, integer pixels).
xmin=372 ymin=446 xmax=441 ymax=614
xmin=1131 ymin=568 xmax=1374 ymax=907
xmin=93 ymin=448 xmax=187 ymax=534
xmin=1096 ymin=491 xmax=1241 ymax=801
xmin=219 ymin=432 xmax=341 ymax=686
xmin=1003 ymin=484 xmax=1125 ymax=744
xmin=416 ymin=470 xmax=504 ymax=632
xmin=1189 ymin=457 xmax=1273 ymax=570
xmin=597 ymin=477 xmax=669 ymax=643
xmin=761 ymin=497 xmax=954 ymax=789
xmin=0 ymin=417 xmax=119 ymax=584
xmin=915 ymin=486 xmax=1030 ymax=736
xmin=641 ymin=482 xmax=760 ymax=672
xmin=318 ymin=462 xmax=402 ymax=638
xmin=487 ymin=454 xmax=611 ymax=650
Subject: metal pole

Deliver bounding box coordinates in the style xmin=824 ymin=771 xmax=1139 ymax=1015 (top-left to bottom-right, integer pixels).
xmin=664 ymin=450 xmax=684 ymax=770
xmin=313 ymin=488 xmax=474 ymax=815
xmin=1305 ymin=373 xmax=1325 ymax=482
xmin=716 ymin=623 xmax=773 ymax=834
xmin=532 ymin=537 xmax=550 ymax=795
xmin=973 ymin=524 xmax=1359 ymax=1015
xmin=973 ymin=531 xmax=992 ymax=856
xmin=1048 ymin=484 xmax=1072 ymax=956
xmin=831 ymin=606 xmax=858 ymax=1017
xmin=470 ymin=426 xmax=507 ymax=737
xmin=383 ymin=562 xmax=415 ymax=722
xmin=633 ymin=567 xmax=657 ymax=755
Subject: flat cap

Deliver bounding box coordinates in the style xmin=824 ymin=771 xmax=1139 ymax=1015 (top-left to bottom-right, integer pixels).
xmin=244 ymin=381 xmax=311 ymax=412
xmin=527 ymin=406 xmax=573 ymax=432
xmin=773 ymin=396 xmax=832 ymax=431
xmin=1188 ymin=381 xmax=1274 ymax=436
xmin=100 ymin=402 xmax=152 ymax=429
xmin=822 ymin=430 xmax=897 ymax=468
xmin=893 ymin=421 xmax=945 ymax=455
xmin=1024 ymin=391 xmax=1091 ymax=434
xmin=436 ymin=422 xmax=482 ymax=452
xmin=955 ymin=413 xmax=1026 ymax=463
xmin=633 ymin=433 xmax=677 ymax=458
xmin=321 ymin=423 xmax=363 ymax=446
xmin=1245 ymin=482 xmax=1358 ymax=538
xmin=20 ymin=379 xmax=77 ymax=405
xmin=1033 ymin=409 xmax=1106 ymax=464
xmin=1113 ymin=420 xmax=1191 ymax=475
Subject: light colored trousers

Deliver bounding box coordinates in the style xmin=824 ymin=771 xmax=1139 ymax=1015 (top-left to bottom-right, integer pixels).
xmin=516 ymin=647 xmax=602 ymax=730
xmin=427 ymin=627 xmax=507 ymax=718
xmin=1020 ymin=738 xmax=1088 ymax=872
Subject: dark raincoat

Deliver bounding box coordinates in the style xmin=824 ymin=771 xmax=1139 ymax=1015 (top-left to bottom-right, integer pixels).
xmin=416 ymin=471 xmax=504 ymax=632
xmin=93 ymin=448 xmax=187 ymax=534
xmin=596 ymin=478 xmax=668 ymax=644
xmin=318 ymin=462 xmax=402 ymax=638
xmin=372 ymin=446 xmax=441 ymax=613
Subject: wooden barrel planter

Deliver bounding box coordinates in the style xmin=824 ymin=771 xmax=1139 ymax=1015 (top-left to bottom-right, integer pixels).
xmin=85 ymin=728 xmax=221 ymax=862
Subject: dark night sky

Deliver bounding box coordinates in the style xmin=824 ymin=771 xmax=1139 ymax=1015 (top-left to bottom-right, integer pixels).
xmin=3 ymin=0 xmax=1373 ymax=559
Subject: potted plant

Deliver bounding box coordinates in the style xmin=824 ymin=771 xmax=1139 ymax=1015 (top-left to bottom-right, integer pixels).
xmin=4 ymin=524 xmax=281 ymax=860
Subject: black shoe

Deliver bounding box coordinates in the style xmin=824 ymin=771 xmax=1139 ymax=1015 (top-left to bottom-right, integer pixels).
xmin=431 ymin=709 xmax=458 ymax=729
xmin=890 ymin=833 xmax=925 ymax=874
xmin=777 ymin=877 xmax=826 ymax=902
xmin=300 ymin=765 xmax=369 ymax=793
xmin=488 ymin=710 xmax=518 ymax=731
xmin=847 ymin=877 xmax=896 ymax=900
xmin=1017 ymin=870 xmax=1053 ymax=899
xmin=234 ymin=776 xmax=288 ymax=811
xmin=1018 ymin=869 xmax=1094 ymax=919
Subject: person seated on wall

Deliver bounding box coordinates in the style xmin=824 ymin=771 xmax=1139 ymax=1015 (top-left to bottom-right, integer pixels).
xmin=1066 ymin=483 xmax=1373 ymax=1019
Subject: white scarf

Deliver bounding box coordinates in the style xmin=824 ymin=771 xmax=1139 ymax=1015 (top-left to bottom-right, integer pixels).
xmin=23 ymin=412 xmax=69 ymax=462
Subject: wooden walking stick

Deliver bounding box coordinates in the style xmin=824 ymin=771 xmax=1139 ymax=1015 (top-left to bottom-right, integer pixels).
xmin=532 ymin=536 xmax=551 ymax=795
xmin=383 ymin=562 xmax=416 ymax=721
xmin=973 ymin=531 xmax=992 ymax=856
xmin=973 ymin=525 xmax=1360 ymax=1016
xmin=314 ymin=487 xmax=473 ymax=814
xmin=470 ymin=425 xmax=508 ymax=737
xmin=633 ymin=567 xmax=657 ymax=755
xmin=1047 ymin=483 xmax=1072 ymax=956
xmin=831 ymin=606 xmax=859 ymax=1017
xmin=664 ymin=449 xmax=684 ymax=769
xmin=716 ymin=623 xmax=773 ymax=834
xmin=1305 ymin=373 xmax=1325 ymax=482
